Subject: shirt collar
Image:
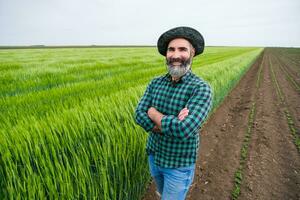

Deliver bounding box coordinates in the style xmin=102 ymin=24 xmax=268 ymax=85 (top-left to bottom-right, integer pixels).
xmin=164 ymin=70 xmax=192 ymax=84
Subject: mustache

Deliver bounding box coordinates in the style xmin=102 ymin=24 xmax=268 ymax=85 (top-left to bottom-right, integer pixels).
xmin=166 ymin=57 xmax=191 ymax=66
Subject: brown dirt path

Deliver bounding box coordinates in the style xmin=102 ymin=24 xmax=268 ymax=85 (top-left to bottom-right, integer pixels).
xmin=238 ymin=49 xmax=300 ymax=200
xmin=141 ymin=48 xmax=300 ymax=200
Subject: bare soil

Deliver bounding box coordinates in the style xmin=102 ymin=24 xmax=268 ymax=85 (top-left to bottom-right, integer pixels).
xmin=142 ymin=48 xmax=300 ymax=200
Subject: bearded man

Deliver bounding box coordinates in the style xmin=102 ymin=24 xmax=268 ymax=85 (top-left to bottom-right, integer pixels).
xmin=135 ymin=26 xmax=212 ymax=200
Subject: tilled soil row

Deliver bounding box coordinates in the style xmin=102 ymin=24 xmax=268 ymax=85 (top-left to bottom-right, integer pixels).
xmin=272 ymin=55 xmax=300 ymax=92
xmin=272 ymin=50 xmax=300 ymax=87
xmin=269 ymin=53 xmax=300 ymax=140
xmin=238 ymin=48 xmax=300 ymax=200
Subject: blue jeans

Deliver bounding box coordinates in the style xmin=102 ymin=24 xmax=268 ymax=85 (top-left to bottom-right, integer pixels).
xmin=148 ymin=155 xmax=195 ymax=200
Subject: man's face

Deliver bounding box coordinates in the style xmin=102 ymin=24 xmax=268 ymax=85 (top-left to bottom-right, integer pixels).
xmin=166 ymin=38 xmax=195 ymax=78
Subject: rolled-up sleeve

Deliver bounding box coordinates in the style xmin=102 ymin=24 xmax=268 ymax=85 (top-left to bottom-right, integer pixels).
xmin=161 ymin=83 xmax=212 ymax=140
xmin=135 ymin=81 xmax=155 ymax=132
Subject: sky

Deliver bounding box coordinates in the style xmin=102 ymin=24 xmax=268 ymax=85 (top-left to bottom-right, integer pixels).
xmin=0 ymin=0 xmax=299 ymax=47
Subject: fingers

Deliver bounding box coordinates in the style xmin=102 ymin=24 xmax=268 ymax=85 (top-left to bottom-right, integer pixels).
xmin=152 ymin=125 xmax=161 ymax=133
xmin=178 ymin=108 xmax=188 ymax=115
xmin=178 ymin=108 xmax=189 ymax=121
xmin=178 ymin=113 xmax=188 ymax=121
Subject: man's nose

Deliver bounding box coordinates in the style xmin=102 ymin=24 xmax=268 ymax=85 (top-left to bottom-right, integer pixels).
xmin=173 ymin=50 xmax=180 ymax=58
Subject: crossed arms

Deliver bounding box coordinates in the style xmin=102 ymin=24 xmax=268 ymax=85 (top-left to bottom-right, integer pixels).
xmin=135 ymin=80 xmax=212 ymax=140
xmin=147 ymin=107 xmax=189 ymax=133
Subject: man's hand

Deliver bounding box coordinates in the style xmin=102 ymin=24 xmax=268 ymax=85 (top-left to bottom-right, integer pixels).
xmin=152 ymin=125 xmax=161 ymax=133
xmin=178 ymin=107 xmax=189 ymax=121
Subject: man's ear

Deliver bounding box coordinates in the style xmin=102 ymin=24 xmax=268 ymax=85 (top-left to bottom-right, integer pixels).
xmin=191 ymin=47 xmax=195 ymax=57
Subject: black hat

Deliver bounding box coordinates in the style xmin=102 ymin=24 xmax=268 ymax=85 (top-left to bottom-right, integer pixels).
xmin=157 ymin=26 xmax=205 ymax=57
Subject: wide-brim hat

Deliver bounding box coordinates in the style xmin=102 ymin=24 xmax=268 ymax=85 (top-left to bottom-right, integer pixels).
xmin=157 ymin=26 xmax=205 ymax=57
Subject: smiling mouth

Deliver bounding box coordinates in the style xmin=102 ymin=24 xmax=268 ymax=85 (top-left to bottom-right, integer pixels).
xmin=171 ymin=62 xmax=182 ymax=66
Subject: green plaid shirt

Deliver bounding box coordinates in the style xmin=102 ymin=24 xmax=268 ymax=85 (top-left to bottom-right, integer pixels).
xmin=135 ymin=70 xmax=212 ymax=168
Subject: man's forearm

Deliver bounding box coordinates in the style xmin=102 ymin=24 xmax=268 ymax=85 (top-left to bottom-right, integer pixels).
xmin=147 ymin=107 xmax=164 ymax=129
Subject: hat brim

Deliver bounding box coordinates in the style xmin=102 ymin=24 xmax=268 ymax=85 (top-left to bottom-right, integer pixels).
xmin=157 ymin=26 xmax=205 ymax=57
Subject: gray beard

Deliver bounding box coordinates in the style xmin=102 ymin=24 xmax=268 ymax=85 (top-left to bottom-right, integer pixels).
xmin=167 ymin=63 xmax=191 ymax=78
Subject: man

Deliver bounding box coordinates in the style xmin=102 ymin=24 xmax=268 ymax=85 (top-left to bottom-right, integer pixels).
xmin=135 ymin=26 xmax=212 ymax=200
